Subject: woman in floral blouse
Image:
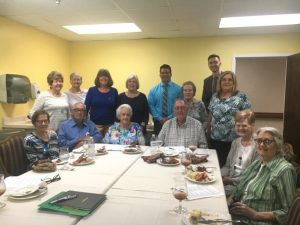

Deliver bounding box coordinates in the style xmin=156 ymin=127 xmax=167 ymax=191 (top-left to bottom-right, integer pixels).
xmin=104 ymin=104 xmax=145 ymax=145
xmin=208 ymin=71 xmax=251 ymax=167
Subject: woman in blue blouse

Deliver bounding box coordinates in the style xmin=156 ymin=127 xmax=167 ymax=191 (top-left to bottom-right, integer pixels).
xmin=85 ymin=69 xmax=118 ymax=135
xmin=104 ymin=104 xmax=145 ymax=145
xmin=208 ymin=71 xmax=251 ymax=167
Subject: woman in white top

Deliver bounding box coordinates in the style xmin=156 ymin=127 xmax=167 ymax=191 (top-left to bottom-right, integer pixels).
xmin=221 ymin=109 xmax=258 ymax=196
xmin=29 ymin=71 xmax=69 ymax=131
xmin=65 ymin=72 xmax=87 ymax=107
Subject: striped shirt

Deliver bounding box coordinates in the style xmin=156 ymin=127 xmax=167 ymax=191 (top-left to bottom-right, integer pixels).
xmin=24 ymin=130 xmax=59 ymax=168
xmin=234 ymin=156 xmax=297 ymax=225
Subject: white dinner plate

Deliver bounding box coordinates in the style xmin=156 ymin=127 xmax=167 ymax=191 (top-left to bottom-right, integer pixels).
xmin=52 ymin=159 xmax=64 ymax=165
xmin=122 ymin=148 xmax=142 ymax=154
xmin=9 ymin=187 xmax=47 ymax=200
xmin=161 ymin=148 xmax=179 ymax=157
xmin=156 ymin=158 xmax=180 ymax=166
xmin=72 ymin=147 xmax=86 ymax=154
xmin=10 ymin=185 xmax=39 ymax=197
xmin=185 ymin=174 xmax=216 ymax=184
xmin=95 ymin=150 xmax=108 ymax=156
xmin=69 ymin=158 xmax=95 ymax=166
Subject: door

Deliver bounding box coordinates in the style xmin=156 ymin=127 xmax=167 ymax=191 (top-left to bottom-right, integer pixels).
xmin=284 ymin=53 xmax=300 ymax=158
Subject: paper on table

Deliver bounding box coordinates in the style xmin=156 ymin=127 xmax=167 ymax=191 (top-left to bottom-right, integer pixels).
xmin=187 ymin=184 xmax=224 ymax=200
xmin=5 ymin=175 xmax=47 ymax=190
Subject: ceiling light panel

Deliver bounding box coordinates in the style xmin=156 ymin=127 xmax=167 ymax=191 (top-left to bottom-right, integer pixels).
xmin=220 ymin=14 xmax=300 ymax=28
xmin=63 ymin=23 xmax=141 ymax=34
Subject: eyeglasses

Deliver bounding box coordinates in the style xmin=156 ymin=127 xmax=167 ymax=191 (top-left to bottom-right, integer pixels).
xmin=254 ymin=139 xmax=274 ymax=146
xmin=42 ymin=174 xmax=61 ymax=184
xmin=36 ymin=120 xmax=49 ymax=124
xmin=72 ymin=109 xmax=86 ymax=113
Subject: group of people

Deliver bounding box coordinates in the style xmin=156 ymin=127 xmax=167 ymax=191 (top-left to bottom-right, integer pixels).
xmin=24 ymin=54 xmax=298 ymax=225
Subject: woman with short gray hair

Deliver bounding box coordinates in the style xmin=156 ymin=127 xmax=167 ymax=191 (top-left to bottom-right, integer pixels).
xmin=104 ymin=104 xmax=145 ymax=145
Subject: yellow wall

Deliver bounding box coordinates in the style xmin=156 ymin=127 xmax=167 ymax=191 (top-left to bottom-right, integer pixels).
xmin=1 ymin=15 xmax=300 ymax=128
xmin=0 ymin=16 xmax=70 ymax=126
xmin=70 ymin=33 xmax=300 ymax=100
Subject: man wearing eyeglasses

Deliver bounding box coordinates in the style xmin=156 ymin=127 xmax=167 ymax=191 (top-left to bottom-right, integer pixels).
xmin=58 ymin=102 xmax=102 ymax=150
xmin=158 ymin=99 xmax=207 ymax=147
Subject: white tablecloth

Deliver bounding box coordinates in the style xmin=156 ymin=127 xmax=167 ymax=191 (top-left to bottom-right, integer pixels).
xmin=2 ymin=147 xmax=141 ymax=225
xmin=78 ymin=149 xmax=230 ymax=225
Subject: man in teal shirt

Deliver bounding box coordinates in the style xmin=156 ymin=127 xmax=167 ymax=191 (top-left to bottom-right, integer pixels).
xmin=148 ymin=64 xmax=182 ymax=135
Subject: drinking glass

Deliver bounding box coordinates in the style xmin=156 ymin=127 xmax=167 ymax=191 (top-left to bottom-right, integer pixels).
xmin=0 ymin=174 xmax=6 ymax=208
xmin=181 ymin=152 xmax=191 ymax=174
xmin=59 ymin=146 xmax=69 ymax=170
xmin=188 ymin=145 xmax=197 ymax=155
xmin=82 ymin=140 xmax=89 ymax=152
xmin=172 ymin=176 xmax=188 ymax=214
xmin=150 ymin=140 xmax=163 ymax=154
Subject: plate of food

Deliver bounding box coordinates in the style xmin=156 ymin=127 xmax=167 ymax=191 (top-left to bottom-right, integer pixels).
xmin=156 ymin=157 xmax=180 ymax=166
xmin=182 ymin=209 xmax=232 ymax=225
xmin=95 ymin=146 xmax=108 ymax=156
xmin=190 ymin=154 xmax=209 ymax=164
xmin=123 ymin=145 xmax=142 ymax=154
xmin=70 ymin=155 xmax=95 ymax=166
xmin=10 ymin=185 xmax=40 ymax=197
xmin=185 ymin=170 xmax=216 ymax=184
xmin=9 ymin=187 xmax=48 ymax=200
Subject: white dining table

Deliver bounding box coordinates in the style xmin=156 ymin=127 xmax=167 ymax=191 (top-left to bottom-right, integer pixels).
xmin=78 ymin=148 xmax=230 ymax=225
xmin=1 ymin=145 xmax=142 ymax=225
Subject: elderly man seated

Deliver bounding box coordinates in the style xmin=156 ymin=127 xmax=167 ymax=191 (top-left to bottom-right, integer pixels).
xmin=58 ymin=102 xmax=102 ymax=150
xmin=158 ymin=99 xmax=207 ymax=147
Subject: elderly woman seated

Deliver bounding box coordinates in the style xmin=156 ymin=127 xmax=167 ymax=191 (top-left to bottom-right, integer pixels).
xmin=230 ymin=127 xmax=297 ymax=225
xmin=24 ymin=110 xmax=59 ymax=168
xmin=103 ymin=104 xmax=145 ymax=145
xmin=221 ymin=109 xmax=258 ymax=196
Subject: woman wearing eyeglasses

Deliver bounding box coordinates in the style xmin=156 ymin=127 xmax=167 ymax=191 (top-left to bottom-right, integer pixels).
xmin=24 ymin=110 xmax=59 ymax=169
xmin=229 ymin=127 xmax=297 ymax=225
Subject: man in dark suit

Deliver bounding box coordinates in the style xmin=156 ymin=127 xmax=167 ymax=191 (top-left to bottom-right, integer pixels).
xmin=202 ymin=54 xmax=222 ymax=111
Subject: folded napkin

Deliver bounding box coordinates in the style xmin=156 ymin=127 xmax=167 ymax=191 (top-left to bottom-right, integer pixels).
xmin=141 ymin=153 xmax=164 ymax=163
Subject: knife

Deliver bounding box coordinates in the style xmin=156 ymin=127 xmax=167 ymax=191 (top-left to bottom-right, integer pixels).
xmin=197 ymin=218 xmax=245 ymax=224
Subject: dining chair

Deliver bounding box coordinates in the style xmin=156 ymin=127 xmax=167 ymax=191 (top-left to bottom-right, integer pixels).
xmin=286 ymin=197 xmax=300 ymax=225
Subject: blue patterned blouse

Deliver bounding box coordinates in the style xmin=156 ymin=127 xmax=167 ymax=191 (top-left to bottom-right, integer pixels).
xmin=208 ymin=91 xmax=251 ymax=142
xmin=103 ymin=122 xmax=145 ymax=145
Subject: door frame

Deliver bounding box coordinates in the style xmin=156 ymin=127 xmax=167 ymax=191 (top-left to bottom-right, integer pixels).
xmin=232 ymin=53 xmax=293 ymax=72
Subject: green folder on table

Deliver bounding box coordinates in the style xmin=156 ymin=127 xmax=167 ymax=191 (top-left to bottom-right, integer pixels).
xmin=38 ymin=190 xmax=106 ymax=217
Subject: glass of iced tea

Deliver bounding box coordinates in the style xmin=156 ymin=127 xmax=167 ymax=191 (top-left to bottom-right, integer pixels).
xmin=172 ymin=176 xmax=188 ymax=214
xmin=181 ymin=152 xmax=191 ymax=175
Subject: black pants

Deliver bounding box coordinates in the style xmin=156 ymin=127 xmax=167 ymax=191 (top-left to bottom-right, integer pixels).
xmin=210 ymin=139 xmax=232 ymax=168
xmin=153 ymin=120 xmax=163 ymax=136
